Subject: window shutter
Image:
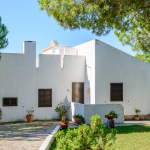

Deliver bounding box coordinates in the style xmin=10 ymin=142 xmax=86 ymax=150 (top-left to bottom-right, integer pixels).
xmin=3 ymin=98 xmax=17 ymax=106
xmin=3 ymin=98 xmax=9 ymax=106
xmin=111 ymin=83 xmax=123 ymax=101
xmin=39 ymin=90 xmax=45 ymax=106
xmin=45 ymin=90 xmax=51 ymax=106
xmin=38 ymin=89 xmax=52 ymax=107
xmin=11 ymin=98 xmax=17 ymax=106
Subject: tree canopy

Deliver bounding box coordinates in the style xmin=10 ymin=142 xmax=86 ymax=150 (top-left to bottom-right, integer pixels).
xmin=0 ymin=17 xmax=8 ymax=59
xmin=0 ymin=17 xmax=8 ymax=50
xmin=38 ymin=0 xmax=150 ymax=56
xmin=135 ymin=54 xmax=150 ymax=64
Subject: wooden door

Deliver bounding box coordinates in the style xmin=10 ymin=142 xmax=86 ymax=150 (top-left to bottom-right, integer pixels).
xmin=72 ymin=82 xmax=84 ymax=104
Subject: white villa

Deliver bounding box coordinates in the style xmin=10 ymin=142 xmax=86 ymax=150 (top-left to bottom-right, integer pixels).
xmin=0 ymin=39 xmax=150 ymax=123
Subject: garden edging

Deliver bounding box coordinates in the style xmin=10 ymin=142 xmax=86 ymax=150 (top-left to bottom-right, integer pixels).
xmin=38 ymin=125 xmax=61 ymax=150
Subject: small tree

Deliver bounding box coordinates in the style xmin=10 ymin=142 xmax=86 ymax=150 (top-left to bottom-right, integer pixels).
xmin=0 ymin=17 xmax=9 ymax=59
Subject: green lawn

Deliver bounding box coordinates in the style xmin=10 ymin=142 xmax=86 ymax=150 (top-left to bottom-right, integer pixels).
xmin=50 ymin=125 xmax=150 ymax=150
xmin=115 ymin=125 xmax=150 ymax=150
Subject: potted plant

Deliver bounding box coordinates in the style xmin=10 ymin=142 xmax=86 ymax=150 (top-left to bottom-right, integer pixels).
xmin=105 ymin=110 xmax=119 ymax=120
xmin=135 ymin=109 xmax=141 ymax=121
xmin=61 ymin=116 xmax=69 ymax=129
xmin=26 ymin=109 xmax=34 ymax=122
xmin=55 ymin=102 xmax=70 ymax=120
xmin=73 ymin=114 xmax=85 ymax=125
xmin=0 ymin=109 xmax=2 ymax=122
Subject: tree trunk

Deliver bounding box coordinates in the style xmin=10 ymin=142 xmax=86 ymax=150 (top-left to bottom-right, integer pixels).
xmin=106 ymin=120 xmax=115 ymax=129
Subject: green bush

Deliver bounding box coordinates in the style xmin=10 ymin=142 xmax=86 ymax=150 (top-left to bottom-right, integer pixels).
xmin=105 ymin=110 xmax=119 ymax=118
xmin=73 ymin=114 xmax=85 ymax=124
xmin=54 ymin=114 xmax=117 ymax=150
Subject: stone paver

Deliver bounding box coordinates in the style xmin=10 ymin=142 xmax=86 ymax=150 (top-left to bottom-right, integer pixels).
xmin=115 ymin=120 xmax=150 ymax=126
xmin=68 ymin=120 xmax=150 ymax=128
xmin=0 ymin=121 xmax=61 ymax=150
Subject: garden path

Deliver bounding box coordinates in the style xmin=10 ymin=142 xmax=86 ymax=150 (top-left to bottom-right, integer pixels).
xmin=0 ymin=120 xmax=150 ymax=150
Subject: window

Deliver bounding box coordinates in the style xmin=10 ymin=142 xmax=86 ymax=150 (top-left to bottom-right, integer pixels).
xmin=38 ymin=89 xmax=52 ymax=107
xmin=3 ymin=98 xmax=17 ymax=106
xmin=110 ymin=83 xmax=123 ymax=101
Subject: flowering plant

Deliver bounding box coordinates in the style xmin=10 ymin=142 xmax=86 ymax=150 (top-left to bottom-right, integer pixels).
xmin=55 ymin=103 xmax=70 ymax=116
xmin=0 ymin=109 xmax=2 ymax=119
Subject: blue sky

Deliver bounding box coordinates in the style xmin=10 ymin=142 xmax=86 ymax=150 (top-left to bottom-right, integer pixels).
xmin=0 ymin=0 xmax=136 ymax=59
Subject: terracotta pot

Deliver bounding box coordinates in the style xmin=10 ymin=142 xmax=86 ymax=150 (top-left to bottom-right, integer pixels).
xmin=26 ymin=115 xmax=34 ymax=122
xmin=135 ymin=117 xmax=139 ymax=121
xmin=61 ymin=122 xmax=68 ymax=129
xmin=74 ymin=117 xmax=82 ymax=124
xmin=106 ymin=116 xmax=115 ymax=120
xmin=60 ymin=115 xmax=66 ymax=120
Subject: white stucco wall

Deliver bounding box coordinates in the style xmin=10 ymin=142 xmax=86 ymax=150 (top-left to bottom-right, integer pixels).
xmin=65 ymin=48 xmax=78 ymax=55
xmin=95 ymin=40 xmax=150 ymax=115
xmin=84 ymin=104 xmax=124 ymax=124
xmin=0 ymin=41 xmax=85 ymax=122
xmin=68 ymin=102 xmax=124 ymax=124
xmin=68 ymin=102 xmax=84 ymax=121
xmin=75 ymin=40 xmax=96 ymax=104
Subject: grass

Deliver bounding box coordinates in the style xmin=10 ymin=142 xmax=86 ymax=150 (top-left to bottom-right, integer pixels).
xmin=115 ymin=125 xmax=150 ymax=150
xmin=50 ymin=125 xmax=150 ymax=150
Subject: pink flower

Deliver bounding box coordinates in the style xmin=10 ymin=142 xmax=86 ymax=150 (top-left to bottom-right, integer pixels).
xmin=98 ymin=147 xmax=100 ymax=149
xmin=67 ymin=104 xmax=68 ymax=105
xmin=63 ymin=103 xmax=64 ymax=104
xmin=57 ymin=143 xmax=59 ymax=145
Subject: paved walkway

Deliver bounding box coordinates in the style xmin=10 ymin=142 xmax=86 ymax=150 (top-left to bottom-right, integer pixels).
xmin=116 ymin=120 xmax=150 ymax=126
xmin=68 ymin=120 xmax=150 ymax=128
xmin=0 ymin=120 xmax=150 ymax=150
xmin=0 ymin=121 xmax=60 ymax=150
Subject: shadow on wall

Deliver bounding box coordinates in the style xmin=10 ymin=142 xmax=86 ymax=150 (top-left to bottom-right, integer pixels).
xmin=67 ymin=102 xmax=124 ymax=124
xmin=65 ymin=97 xmax=84 ymax=122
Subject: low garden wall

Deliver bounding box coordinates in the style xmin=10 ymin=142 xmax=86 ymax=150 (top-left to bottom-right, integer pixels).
xmin=68 ymin=103 xmax=124 ymax=124
xmin=124 ymin=115 xmax=149 ymax=120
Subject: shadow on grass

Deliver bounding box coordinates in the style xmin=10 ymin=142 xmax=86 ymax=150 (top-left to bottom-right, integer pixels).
xmin=116 ymin=124 xmax=150 ymax=134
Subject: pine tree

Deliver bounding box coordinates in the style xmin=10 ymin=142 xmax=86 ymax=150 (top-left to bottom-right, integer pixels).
xmin=0 ymin=17 xmax=9 ymax=59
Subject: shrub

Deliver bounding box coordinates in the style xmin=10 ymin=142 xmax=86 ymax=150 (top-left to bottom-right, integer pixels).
xmin=73 ymin=114 xmax=85 ymax=124
xmin=135 ymin=109 xmax=141 ymax=117
xmin=54 ymin=114 xmax=117 ymax=150
xmin=105 ymin=110 xmax=119 ymax=118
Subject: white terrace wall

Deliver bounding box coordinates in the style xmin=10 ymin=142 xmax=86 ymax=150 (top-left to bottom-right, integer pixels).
xmin=75 ymin=40 xmax=96 ymax=104
xmin=0 ymin=41 xmax=85 ymax=122
xmin=95 ymin=40 xmax=150 ymax=116
xmin=68 ymin=102 xmax=124 ymax=124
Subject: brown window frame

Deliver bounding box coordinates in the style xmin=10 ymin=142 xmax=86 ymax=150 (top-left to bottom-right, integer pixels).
xmin=38 ymin=89 xmax=52 ymax=107
xmin=110 ymin=83 xmax=123 ymax=102
xmin=3 ymin=97 xmax=18 ymax=106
